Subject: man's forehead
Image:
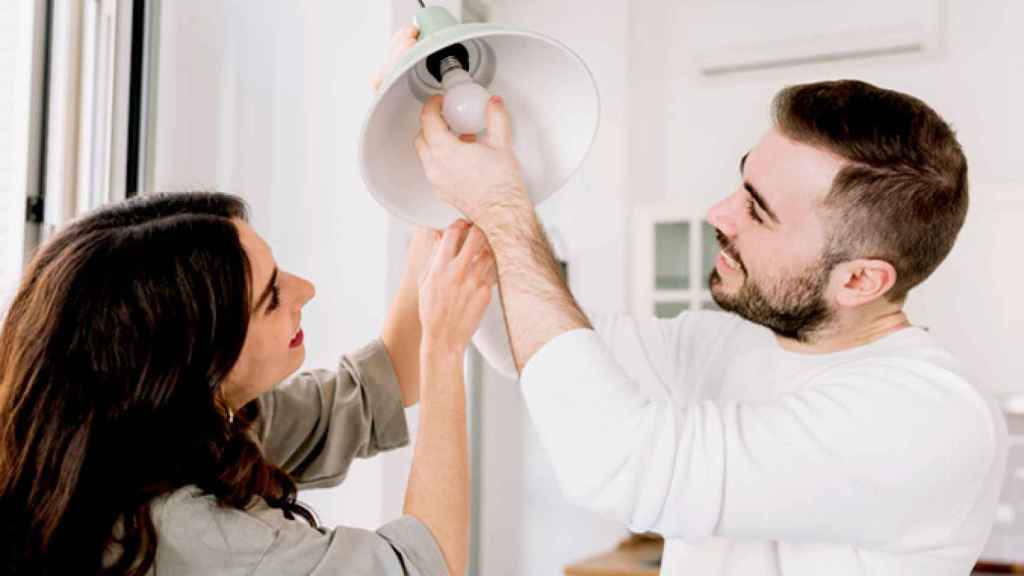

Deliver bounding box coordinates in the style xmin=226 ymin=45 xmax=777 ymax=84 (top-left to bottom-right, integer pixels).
xmin=746 ymin=129 xmax=845 ymax=205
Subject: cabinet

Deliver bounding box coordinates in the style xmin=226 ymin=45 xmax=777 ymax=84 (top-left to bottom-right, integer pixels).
xmin=632 ymin=203 xmax=721 ymax=319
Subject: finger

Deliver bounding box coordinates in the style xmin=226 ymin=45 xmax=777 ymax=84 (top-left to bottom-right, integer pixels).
xmin=468 ymin=250 xmax=496 ymax=291
xmin=465 ymin=284 xmax=493 ymax=326
xmin=452 ymin=219 xmax=473 ymax=254
xmin=437 ymin=220 xmax=471 ymax=264
xmin=456 ymin=226 xmax=489 ymax=269
xmin=414 ymin=132 xmax=431 ymax=163
xmin=484 ymin=96 xmax=512 ymax=149
xmin=485 ymin=259 xmax=498 ymax=287
xmin=391 ymin=34 xmax=418 ymax=63
xmin=374 ymin=27 xmax=420 ymax=94
xmin=389 ymin=25 xmax=419 ymax=58
xmin=421 ymin=95 xmax=457 ymax=146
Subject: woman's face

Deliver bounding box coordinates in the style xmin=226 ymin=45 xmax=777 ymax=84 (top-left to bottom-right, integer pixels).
xmin=222 ymin=220 xmax=316 ymax=408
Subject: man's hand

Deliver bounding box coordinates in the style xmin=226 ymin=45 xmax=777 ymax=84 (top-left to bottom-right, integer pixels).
xmin=414 ymin=95 xmax=531 ymax=227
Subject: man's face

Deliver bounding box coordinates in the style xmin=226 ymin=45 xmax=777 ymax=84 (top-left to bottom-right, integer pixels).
xmin=705 ymin=129 xmax=846 ymax=341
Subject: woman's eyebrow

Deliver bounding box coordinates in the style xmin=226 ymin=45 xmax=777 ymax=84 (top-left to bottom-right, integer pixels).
xmin=253 ymin=268 xmax=278 ymax=311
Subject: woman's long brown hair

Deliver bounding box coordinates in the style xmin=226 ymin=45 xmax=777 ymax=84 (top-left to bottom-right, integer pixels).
xmin=0 ymin=193 xmax=315 ymax=575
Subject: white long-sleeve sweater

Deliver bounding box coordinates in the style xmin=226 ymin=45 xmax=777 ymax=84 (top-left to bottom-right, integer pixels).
xmin=474 ymin=309 xmax=1007 ymax=576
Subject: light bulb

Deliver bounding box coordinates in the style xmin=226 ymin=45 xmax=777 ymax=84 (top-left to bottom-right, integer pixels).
xmin=440 ymin=59 xmax=491 ymax=135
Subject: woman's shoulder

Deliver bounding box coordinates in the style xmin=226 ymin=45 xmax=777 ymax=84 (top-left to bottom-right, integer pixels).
xmin=148 ymin=486 xmax=443 ymax=575
xmin=148 ymin=486 xmax=279 ymax=574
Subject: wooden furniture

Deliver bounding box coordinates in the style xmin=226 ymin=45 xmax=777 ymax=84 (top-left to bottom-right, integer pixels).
xmin=564 ymin=536 xmax=1024 ymax=576
xmin=563 ymin=535 xmax=661 ymax=576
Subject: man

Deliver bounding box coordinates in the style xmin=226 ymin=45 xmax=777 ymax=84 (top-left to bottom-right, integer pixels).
xmin=414 ymin=80 xmax=1007 ymax=575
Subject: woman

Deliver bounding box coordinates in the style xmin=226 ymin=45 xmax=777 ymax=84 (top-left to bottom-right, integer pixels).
xmin=0 ymin=192 xmax=495 ymax=575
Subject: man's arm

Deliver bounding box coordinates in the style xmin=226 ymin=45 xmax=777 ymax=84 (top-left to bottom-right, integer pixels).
xmin=481 ymin=203 xmax=589 ymax=371
xmin=414 ymin=95 xmax=588 ymax=371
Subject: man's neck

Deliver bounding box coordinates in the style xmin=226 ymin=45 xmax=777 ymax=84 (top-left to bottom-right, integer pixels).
xmin=775 ymin=307 xmax=911 ymax=355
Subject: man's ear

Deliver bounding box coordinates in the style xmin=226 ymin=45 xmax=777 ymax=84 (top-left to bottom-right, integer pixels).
xmin=832 ymin=258 xmax=898 ymax=308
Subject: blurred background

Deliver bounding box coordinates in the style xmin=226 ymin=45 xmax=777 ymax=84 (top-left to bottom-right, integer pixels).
xmin=1 ymin=1 xmax=1021 ymax=574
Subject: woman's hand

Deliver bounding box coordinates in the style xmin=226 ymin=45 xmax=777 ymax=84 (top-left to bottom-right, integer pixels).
xmin=419 ymin=221 xmax=496 ymax=359
xmin=371 ymin=25 xmax=419 ymax=94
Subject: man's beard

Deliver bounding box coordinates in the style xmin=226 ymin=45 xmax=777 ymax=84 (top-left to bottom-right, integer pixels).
xmin=709 ymin=245 xmax=839 ymax=342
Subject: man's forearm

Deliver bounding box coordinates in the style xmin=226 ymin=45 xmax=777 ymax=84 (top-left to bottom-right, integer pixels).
xmin=478 ymin=199 xmax=591 ymax=373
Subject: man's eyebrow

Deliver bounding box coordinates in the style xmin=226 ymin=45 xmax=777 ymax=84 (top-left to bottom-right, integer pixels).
xmin=253 ymin=268 xmax=278 ymax=311
xmin=739 ymin=152 xmax=781 ymax=225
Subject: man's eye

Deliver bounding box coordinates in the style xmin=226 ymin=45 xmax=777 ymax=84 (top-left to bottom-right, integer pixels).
xmin=746 ymin=199 xmax=763 ymax=224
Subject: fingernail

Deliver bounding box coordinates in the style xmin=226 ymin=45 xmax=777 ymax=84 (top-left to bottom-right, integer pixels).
xmin=490 ymin=95 xmax=503 ymax=104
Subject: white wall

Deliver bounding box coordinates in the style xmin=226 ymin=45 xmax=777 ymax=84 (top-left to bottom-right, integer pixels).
xmin=153 ymin=0 xmax=404 ymax=530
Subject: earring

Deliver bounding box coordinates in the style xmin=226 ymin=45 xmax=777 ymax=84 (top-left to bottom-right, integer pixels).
xmin=217 ymin=386 xmax=234 ymax=425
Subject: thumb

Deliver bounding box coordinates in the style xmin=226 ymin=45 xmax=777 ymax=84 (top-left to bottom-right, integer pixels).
xmin=484 ymin=95 xmax=512 ymax=149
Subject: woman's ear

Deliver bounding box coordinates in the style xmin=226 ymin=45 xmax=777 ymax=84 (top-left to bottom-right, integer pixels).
xmin=832 ymin=259 xmax=898 ymax=308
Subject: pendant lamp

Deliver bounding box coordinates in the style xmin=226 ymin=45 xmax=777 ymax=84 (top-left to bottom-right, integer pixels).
xmin=359 ymin=5 xmax=600 ymax=228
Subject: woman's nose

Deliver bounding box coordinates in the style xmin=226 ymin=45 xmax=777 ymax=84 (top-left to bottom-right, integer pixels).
xmin=298 ymin=277 xmax=316 ymax=306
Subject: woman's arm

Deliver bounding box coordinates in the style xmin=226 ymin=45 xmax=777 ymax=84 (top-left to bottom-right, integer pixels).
xmin=255 ymin=341 xmax=409 ymax=490
xmin=381 ymin=229 xmax=440 ymax=407
xmin=403 ymin=221 xmax=495 ymax=576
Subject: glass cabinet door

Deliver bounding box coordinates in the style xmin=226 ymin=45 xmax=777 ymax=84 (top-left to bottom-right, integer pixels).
xmin=654 ymin=221 xmax=690 ymax=290
xmin=654 ymin=300 xmax=689 ymax=319
xmin=701 ymin=221 xmax=719 ymax=286
xmin=636 ymin=204 xmax=724 ymax=319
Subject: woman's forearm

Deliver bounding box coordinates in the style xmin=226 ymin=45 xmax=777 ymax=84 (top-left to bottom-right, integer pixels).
xmin=403 ymin=349 xmax=468 ymax=576
xmin=381 ymin=276 xmax=422 ymax=407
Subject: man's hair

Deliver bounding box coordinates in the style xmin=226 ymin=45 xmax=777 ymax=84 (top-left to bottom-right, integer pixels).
xmin=772 ymin=80 xmax=968 ymax=302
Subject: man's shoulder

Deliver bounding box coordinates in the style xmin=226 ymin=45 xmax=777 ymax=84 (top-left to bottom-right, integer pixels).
xmin=815 ymin=329 xmax=1004 ymax=442
xmin=822 ymin=327 xmax=967 ymax=382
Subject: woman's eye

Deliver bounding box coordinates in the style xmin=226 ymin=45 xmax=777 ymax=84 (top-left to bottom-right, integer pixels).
xmin=266 ymin=285 xmax=281 ymax=313
xmin=746 ymin=199 xmax=763 ymax=224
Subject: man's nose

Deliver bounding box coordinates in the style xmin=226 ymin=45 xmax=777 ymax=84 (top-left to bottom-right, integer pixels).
xmin=706 ymin=194 xmax=738 ymax=239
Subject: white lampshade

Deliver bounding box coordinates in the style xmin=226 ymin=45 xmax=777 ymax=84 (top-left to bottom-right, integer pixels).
xmin=359 ymin=7 xmax=600 ymax=228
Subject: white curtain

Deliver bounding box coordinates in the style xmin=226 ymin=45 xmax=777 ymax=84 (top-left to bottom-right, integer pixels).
xmin=0 ymin=0 xmax=46 ymax=303
xmin=42 ymin=0 xmax=137 ymax=240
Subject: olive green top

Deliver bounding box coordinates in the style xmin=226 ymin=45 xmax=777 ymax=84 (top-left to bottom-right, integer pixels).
xmin=142 ymin=340 xmax=447 ymax=575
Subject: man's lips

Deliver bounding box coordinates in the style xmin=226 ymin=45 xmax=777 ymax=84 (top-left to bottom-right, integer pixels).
xmin=720 ymin=250 xmax=742 ymax=270
xmin=714 ymin=230 xmax=745 ymax=274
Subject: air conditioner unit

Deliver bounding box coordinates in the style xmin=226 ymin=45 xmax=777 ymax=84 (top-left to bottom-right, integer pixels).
xmin=686 ymin=0 xmax=942 ymax=75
